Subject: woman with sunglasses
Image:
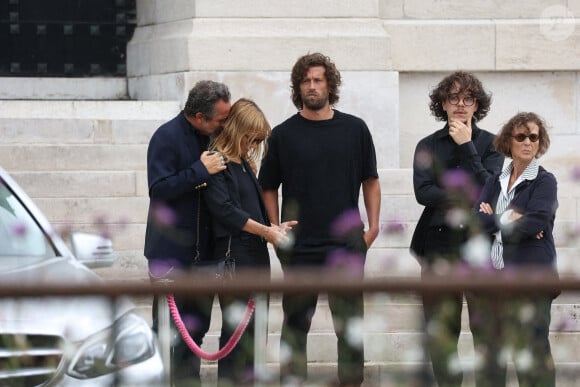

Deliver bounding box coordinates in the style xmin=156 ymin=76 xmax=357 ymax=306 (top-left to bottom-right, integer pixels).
xmin=203 ymin=98 xmax=297 ymax=384
xmin=476 ymin=112 xmax=557 ymax=386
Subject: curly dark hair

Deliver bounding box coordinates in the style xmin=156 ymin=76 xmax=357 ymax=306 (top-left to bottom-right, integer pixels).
xmin=184 ymin=80 xmax=230 ymax=119
xmin=429 ymin=71 xmax=491 ymax=122
xmin=290 ymin=53 xmax=342 ymax=109
xmin=494 ymin=112 xmax=551 ymax=158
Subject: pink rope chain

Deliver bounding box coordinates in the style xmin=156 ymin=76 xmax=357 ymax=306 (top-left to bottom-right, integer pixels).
xmin=167 ymin=294 xmax=256 ymax=361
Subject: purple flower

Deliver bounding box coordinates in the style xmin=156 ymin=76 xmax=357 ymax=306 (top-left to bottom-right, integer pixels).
xmin=571 ymin=165 xmax=580 ymax=181
xmin=330 ymin=209 xmax=363 ymax=238
xmin=441 ymin=169 xmax=480 ymax=204
xmin=181 ymin=313 xmax=202 ymax=332
xmin=148 ymin=258 xmax=182 ymax=279
xmin=383 ymin=220 xmax=404 ymax=235
xmin=152 ymin=202 xmax=177 ymax=226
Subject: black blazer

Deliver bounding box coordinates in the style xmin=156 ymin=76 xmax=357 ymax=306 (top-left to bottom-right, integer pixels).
xmin=203 ymin=159 xmax=270 ymax=239
xmin=144 ymin=112 xmax=213 ymax=268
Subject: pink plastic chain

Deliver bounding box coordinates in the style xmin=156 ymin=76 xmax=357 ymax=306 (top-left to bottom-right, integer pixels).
xmin=167 ymin=294 xmax=255 ymax=361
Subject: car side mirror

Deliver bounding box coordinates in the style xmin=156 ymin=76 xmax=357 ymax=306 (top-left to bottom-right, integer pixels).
xmin=70 ymin=232 xmax=115 ymax=268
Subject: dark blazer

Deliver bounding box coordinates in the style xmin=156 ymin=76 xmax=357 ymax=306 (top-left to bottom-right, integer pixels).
xmin=410 ymin=123 xmax=504 ymax=257
xmin=476 ymin=166 xmax=558 ymax=267
xmin=203 ymin=159 xmax=270 ymax=239
xmin=144 ymin=111 xmax=213 ymax=268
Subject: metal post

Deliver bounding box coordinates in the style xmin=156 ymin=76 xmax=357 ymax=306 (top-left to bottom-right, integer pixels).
xmin=158 ymin=293 xmax=172 ymax=383
xmin=253 ymin=293 xmax=269 ymax=385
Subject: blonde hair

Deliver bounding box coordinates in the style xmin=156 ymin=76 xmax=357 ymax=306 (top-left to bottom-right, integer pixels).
xmin=209 ymin=98 xmax=271 ymax=173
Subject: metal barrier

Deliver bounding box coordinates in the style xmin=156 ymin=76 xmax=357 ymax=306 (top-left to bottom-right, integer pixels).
xmin=1 ymin=267 xmax=578 ymax=386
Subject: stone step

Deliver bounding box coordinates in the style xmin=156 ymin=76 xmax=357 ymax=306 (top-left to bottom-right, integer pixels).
xmin=0 ymin=77 xmax=130 ymax=100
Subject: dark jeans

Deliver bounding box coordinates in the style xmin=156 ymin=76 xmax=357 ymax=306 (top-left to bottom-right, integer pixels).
xmin=278 ymin=234 xmax=367 ymax=385
xmin=421 ymin=225 xmax=478 ymax=387
xmin=421 ymin=283 xmax=485 ymax=387
xmin=472 ymin=296 xmax=555 ymax=387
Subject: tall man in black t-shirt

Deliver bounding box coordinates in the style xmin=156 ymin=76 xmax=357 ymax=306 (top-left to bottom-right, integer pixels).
xmin=259 ymin=53 xmax=381 ymax=386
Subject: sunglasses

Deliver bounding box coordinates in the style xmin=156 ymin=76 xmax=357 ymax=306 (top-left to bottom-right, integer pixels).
xmin=512 ymin=133 xmax=539 ymax=142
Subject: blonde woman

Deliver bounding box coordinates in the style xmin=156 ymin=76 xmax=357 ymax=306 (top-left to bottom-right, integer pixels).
xmin=203 ymin=98 xmax=296 ymax=384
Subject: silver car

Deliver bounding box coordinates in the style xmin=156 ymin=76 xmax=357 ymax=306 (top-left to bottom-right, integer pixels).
xmin=0 ymin=167 xmax=164 ymax=386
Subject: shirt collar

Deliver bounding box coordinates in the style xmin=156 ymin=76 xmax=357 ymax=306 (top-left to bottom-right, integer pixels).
xmin=499 ymin=158 xmax=539 ymax=193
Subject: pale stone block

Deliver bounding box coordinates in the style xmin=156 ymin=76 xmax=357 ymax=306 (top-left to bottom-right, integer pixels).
xmin=378 ymin=168 xmax=413 ymax=195
xmin=558 ymin=197 xmax=578 ymax=221
xmin=570 ymin=2 xmax=580 ymax=16
xmin=127 ymin=19 xmax=192 ymax=75
xmin=541 ymin=135 xmax=580 ymax=169
xmin=378 ymin=0 xmax=404 ymax=19
xmin=364 ymin=332 xmax=423 ymax=362
xmin=128 ymin=18 xmax=390 ymax=76
xmin=128 ymin=72 xmax=187 ymax=101
xmin=0 ymin=118 xmax=97 ymax=144
xmin=34 ymin=197 xmax=148 ymax=224
xmin=398 ymin=72 xmax=438 ymax=168
xmin=111 ymin=119 xmax=171 ymax=144
xmin=476 ymin=72 xmax=578 ymax=136
xmin=399 ymin=0 xmax=568 ymax=19
xmin=93 ymin=120 xmax=113 ymax=144
xmin=137 ymin=0 xmax=379 ymax=26
xmin=108 ymin=224 xmax=147 ymax=252
xmin=0 ymin=145 xmax=147 ymax=171
xmin=340 ymin=71 xmax=400 ymax=168
xmin=9 ymin=171 xmax=138 ymax=198
xmin=496 ymin=21 xmax=580 ymax=70
xmin=373 ymin=195 xmax=422 ymax=222
xmin=0 ymin=100 xmax=179 ymax=120
xmin=0 ymin=117 xmax=174 ymax=145
xmin=0 ymin=77 xmax=127 ymax=100
xmin=135 ymin=171 xmax=149 ymax=197
xmin=383 ymin=21 xmax=496 ymax=71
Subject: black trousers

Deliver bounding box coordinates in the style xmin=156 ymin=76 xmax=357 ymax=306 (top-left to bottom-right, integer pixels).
xmin=214 ymin=233 xmax=270 ymax=386
xmin=420 ymin=225 xmax=479 ymax=387
xmin=278 ymin=232 xmax=367 ymax=386
xmin=149 ymin=268 xmax=214 ymax=387
xmin=470 ymin=295 xmax=555 ymax=387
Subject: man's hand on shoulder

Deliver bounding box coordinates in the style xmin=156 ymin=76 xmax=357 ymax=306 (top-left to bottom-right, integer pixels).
xmin=201 ymin=151 xmax=227 ymax=175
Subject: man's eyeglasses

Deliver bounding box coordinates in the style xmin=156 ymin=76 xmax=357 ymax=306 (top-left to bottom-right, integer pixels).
xmin=512 ymin=133 xmax=540 ymax=142
xmin=447 ymin=94 xmax=476 ymax=106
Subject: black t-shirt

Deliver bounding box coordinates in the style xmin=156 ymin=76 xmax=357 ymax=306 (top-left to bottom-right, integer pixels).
xmin=258 ymin=110 xmax=378 ymax=253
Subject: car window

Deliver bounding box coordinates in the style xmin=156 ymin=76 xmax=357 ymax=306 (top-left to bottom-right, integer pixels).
xmin=0 ymin=181 xmax=56 ymax=264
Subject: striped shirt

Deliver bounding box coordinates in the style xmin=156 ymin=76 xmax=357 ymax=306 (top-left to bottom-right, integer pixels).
xmin=490 ymin=159 xmax=539 ymax=269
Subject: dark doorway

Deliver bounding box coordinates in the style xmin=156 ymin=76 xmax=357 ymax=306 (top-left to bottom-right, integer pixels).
xmin=1 ymin=0 xmax=136 ymax=77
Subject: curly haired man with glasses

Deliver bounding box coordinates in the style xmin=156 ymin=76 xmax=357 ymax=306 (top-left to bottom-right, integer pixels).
xmin=410 ymin=71 xmax=505 ymax=386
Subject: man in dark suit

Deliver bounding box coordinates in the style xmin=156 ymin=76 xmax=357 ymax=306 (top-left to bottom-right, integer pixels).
xmin=144 ymin=80 xmax=231 ymax=385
